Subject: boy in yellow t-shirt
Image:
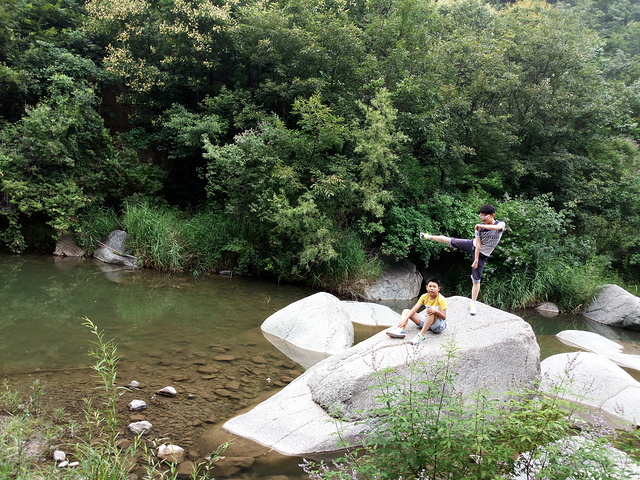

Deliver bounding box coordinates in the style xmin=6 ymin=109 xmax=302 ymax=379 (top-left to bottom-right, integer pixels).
xmin=386 ymin=277 xmax=448 ymax=345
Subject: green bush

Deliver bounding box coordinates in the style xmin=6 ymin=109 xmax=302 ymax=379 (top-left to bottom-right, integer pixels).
xmin=76 ymin=205 xmax=120 ymax=253
xmin=315 ymin=231 xmax=383 ymax=298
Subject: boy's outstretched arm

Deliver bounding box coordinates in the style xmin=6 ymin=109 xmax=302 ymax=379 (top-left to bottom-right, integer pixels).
xmin=475 ymin=223 xmax=504 ymax=231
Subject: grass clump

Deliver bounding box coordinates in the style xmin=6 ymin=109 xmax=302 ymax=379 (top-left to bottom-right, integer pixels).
xmin=302 ymin=342 xmax=640 ymax=480
xmin=122 ymin=200 xmax=189 ymax=272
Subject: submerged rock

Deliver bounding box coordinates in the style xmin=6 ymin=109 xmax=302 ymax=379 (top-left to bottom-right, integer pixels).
xmin=556 ymin=330 xmax=640 ymax=372
xmin=157 ymin=444 xmax=185 ymax=463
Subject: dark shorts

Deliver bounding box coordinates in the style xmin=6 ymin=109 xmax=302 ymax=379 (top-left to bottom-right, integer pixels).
xmin=450 ymin=238 xmax=488 ymax=284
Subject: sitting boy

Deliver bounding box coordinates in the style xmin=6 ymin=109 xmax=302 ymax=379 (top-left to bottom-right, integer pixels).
xmin=386 ymin=277 xmax=447 ymax=345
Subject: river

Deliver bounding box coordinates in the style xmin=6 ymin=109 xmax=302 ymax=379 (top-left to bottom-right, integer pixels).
xmin=1 ymin=254 xmax=639 ymax=479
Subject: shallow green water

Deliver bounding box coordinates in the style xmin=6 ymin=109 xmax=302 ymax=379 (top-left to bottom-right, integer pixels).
xmin=0 ymin=254 xmax=315 ymax=373
xmin=2 ymin=254 xmax=640 ymax=479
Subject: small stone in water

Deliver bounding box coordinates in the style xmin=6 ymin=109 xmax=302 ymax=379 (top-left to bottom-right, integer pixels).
xmin=157 ymin=444 xmax=186 ymax=463
xmin=214 ymin=354 xmax=236 ymax=362
xmin=129 ymin=380 xmax=140 ymax=388
xmin=156 ymin=386 xmax=178 ymax=397
xmin=129 ymin=421 xmax=153 ymax=435
xmin=128 ymin=399 xmax=147 ymax=411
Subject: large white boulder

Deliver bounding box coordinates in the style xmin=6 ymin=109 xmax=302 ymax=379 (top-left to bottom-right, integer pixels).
xmin=584 ymin=284 xmax=640 ymax=330
xmin=556 ymin=330 xmax=640 ymax=372
xmin=261 ymin=292 xmax=354 ymax=369
xmin=541 ymin=352 xmax=640 ymax=429
xmin=225 ymin=297 xmax=540 ymax=455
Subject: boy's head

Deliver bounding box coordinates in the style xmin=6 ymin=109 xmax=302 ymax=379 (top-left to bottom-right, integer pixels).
xmin=425 ymin=277 xmax=441 ymax=296
xmin=479 ymin=203 xmax=496 ymax=216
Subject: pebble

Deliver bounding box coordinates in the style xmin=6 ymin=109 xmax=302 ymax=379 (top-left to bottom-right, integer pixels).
xmin=214 ymin=355 xmax=236 ymax=362
xmin=129 ymin=421 xmax=153 ymax=435
xmin=197 ymin=366 xmax=220 ymax=374
xmin=225 ymin=380 xmax=241 ymax=391
xmin=128 ymin=399 xmax=147 ymax=411
xmin=156 ymin=386 xmax=178 ymax=397
xmin=53 ymin=450 xmax=66 ymax=462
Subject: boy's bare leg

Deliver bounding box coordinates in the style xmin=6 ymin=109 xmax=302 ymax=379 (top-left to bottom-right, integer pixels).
xmin=419 ymin=313 xmax=436 ymax=336
xmin=399 ymin=310 xmax=422 ymax=329
xmin=471 ymin=281 xmax=480 ymax=302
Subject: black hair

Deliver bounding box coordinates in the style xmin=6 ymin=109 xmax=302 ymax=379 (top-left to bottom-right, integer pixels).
xmin=479 ymin=203 xmax=496 ymax=215
xmin=425 ymin=277 xmax=441 ymax=287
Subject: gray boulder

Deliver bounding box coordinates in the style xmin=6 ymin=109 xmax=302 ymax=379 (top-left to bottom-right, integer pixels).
xmin=584 ymin=284 xmax=640 ymax=330
xmin=556 ymin=330 xmax=640 ymax=372
xmin=535 ymin=302 xmax=559 ymax=317
xmin=261 ymin=292 xmax=354 ymax=369
xmin=53 ymin=233 xmax=85 ymax=257
xmin=362 ymin=257 xmax=422 ymax=301
xmin=93 ymin=230 xmax=136 ymax=268
xmin=541 ymin=352 xmax=640 ymax=429
xmin=225 ymin=297 xmax=540 ymax=455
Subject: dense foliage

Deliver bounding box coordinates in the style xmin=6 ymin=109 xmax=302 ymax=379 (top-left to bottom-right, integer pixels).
xmin=1 ymin=0 xmax=639 ymax=307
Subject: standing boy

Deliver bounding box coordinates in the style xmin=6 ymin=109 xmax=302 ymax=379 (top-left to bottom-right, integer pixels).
xmin=386 ymin=277 xmax=447 ymax=345
xmin=420 ymin=203 xmax=505 ymax=315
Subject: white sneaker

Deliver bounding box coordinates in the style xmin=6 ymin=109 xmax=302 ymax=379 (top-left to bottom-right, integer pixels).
xmin=386 ymin=327 xmax=406 ymax=339
xmin=469 ymin=303 xmax=477 ymax=315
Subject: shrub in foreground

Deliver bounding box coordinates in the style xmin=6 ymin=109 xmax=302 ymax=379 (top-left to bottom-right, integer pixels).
xmin=302 ymin=343 xmax=640 ymax=480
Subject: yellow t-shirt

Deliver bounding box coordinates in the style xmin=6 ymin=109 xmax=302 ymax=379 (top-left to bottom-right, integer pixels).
xmin=418 ymin=293 xmax=447 ymax=311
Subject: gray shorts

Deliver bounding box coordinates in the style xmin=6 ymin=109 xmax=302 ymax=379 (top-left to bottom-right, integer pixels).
xmin=449 ymin=238 xmax=488 ymax=284
xmin=418 ymin=310 xmax=447 ymax=333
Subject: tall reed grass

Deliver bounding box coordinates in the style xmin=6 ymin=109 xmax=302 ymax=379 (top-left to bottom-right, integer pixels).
xmin=482 ymin=258 xmax=606 ymax=312
xmin=122 ymin=200 xmax=188 ymax=271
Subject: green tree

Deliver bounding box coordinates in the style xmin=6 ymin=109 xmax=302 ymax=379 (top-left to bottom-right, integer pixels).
xmin=0 ymin=74 xmax=161 ymax=251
